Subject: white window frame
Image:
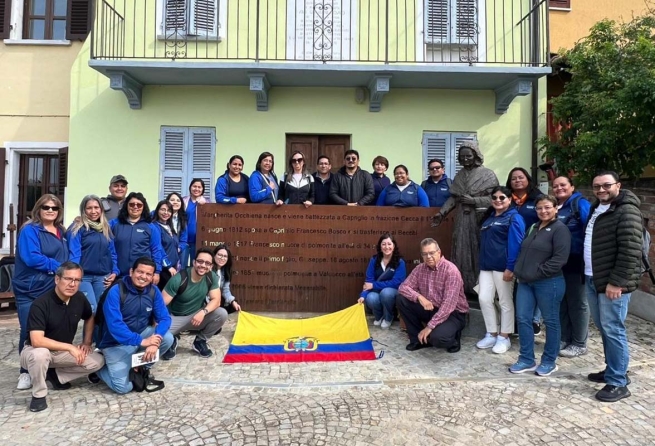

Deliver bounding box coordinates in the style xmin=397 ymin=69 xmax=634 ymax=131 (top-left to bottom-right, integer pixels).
xmin=422 ymin=132 xmax=477 ymax=179
xmin=156 ymin=0 xmax=227 ymax=41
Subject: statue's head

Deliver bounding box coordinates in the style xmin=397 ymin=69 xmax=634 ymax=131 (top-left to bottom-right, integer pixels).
xmin=458 ymin=141 xmax=483 ymax=169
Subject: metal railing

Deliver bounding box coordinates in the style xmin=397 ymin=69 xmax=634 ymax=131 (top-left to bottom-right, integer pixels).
xmin=90 ymin=0 xmax=549 ymax=66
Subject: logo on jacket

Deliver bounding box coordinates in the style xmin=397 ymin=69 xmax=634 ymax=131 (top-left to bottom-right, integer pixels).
xmin=136 ymin=229 xmax=145 ymax=233
xmin=146 ymin=307 xmax=152 ymax=312
xmin=283 ymin=337 xmax=318 ymax=352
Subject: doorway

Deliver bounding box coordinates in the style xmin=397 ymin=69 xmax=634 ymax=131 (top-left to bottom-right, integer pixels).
xmin=285 ymin=134 xmax=351 ymax=174
xmin=18 ymin=154 xmax=61 ymax=224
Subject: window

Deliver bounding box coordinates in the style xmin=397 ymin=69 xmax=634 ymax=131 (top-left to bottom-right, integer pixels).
xmin=23 ymin=0 xmax=68 ymax=40
xmin=548 ymin=0 xmax=570 ymax=9
xmin=422 ymin=132 xmax=476 ymax=179
xmin=425 ymin=0 xmax=477 ymax=45
xmin=159 ymin=0 xmax=225 ymax=39
xmin=160 ymin=127 xmax=215 ymax=201
xmin=17 ymin=152 xmax=64 ymax=224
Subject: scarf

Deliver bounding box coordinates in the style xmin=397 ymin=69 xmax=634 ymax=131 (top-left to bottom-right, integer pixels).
xmin=512 ymin=193 xmax=528 ymax=206
xmin=88 ymin=220 xmax=104 ymax=232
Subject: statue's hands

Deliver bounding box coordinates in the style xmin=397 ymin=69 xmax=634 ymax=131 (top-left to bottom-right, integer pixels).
xmin=459 ymin=194 xmax=476 ymax=205
xmin=431 ymin=213 xmax=444 ymax=227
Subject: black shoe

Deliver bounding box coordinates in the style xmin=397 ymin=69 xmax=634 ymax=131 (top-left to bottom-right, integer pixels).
xmin=162 ymin=335 xmax=179 ymax=361
xmin=447 ymin=330 xmax=462 ymax=353
xmin=29 ymin=396 xmax=47 ymax=412
xmin=192 ymin=337 xmax=213 ymax=358
xmin=87 ymin=372 xmax=100 ymax=384
xmin=595 ymin=385 xmax=631 ymax=402
xmin=213 ymin=327 xmax=223 ymax=336
xmin=532 ymin=323 xmax=542 ymax=336
xmin=587 ymin=369 xmax=631 ymax=386
xmin=46 ymin=368 xmax=71 ymax=390
xmin=405 ymin=342 xmax=429 ymax=352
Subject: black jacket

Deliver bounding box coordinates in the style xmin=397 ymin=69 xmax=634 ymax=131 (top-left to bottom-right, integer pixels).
xmin=279 ymin=173 xmax=315 ymax=204
xmin=312 ymin=172 xmax=332 ymax=205
xmin=588 ymin=190 xmax=643 ymax=293
xmin=514 ymin=219 xmax=571 ymax=283
xmin=329 ymin=167 xmax=375 ymax=205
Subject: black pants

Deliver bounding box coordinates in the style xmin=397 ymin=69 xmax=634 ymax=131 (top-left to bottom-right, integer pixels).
xmin=396 ymin=295 xmax=466 ymax=349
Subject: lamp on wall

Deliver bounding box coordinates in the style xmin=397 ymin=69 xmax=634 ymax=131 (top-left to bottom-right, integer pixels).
xmin=355 ymin=87 xmax=366 ymax=104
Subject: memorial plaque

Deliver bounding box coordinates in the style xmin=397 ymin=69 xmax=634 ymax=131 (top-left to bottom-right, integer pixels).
xmin=198 ymin=205 xmax=454 ymax=312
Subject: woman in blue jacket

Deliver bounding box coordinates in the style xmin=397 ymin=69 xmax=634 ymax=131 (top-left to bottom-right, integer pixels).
xmin=553 ymin=176 xmax=592 ymax=358
xmin=152 ymin=199 xmax=183 ymax=290
xmin=476 ymin=186 xmax=525 ymax=354
xmin=14 ymin=194 xmax=69 ymax=390
xmin=166 ymin=192 xmax=188 ymax=256
xmin=249 ymin=152 xmax=279 ymax=204
xmin=68 ymin=195 xmax=119 ymax=312
xmin=357 ymin=233 xmax=407 ymax=329
xmin=109 ymin=192 xmax=164 ymax=284
xmin=182 ymin=178 xmax=207 ymax=266
xmin=215 ymin=155 xmax=250 ymax=204
xmin=376 ymin=165 xmax=429 ymax=207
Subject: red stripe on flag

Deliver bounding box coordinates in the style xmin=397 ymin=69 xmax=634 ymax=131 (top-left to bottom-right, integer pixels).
xmin=223 ymin=351 xmax=377 ymax=363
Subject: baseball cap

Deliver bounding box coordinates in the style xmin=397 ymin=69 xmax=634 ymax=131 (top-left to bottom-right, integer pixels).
xmin=110 ymin=175 xmax=128 ymax=185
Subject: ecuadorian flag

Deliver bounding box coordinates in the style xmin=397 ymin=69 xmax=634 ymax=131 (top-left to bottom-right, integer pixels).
xmin=223 ymin=304 xmax=376 ymax=363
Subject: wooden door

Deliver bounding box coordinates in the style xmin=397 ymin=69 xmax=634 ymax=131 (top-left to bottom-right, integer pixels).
xmin=285 ymin=134 xmax=350 ymax=174
xmin=319 ymin=136 xmax=350 ymax=174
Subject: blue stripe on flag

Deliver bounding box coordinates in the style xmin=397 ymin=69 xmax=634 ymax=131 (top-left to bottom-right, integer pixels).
xmin=227 ymin=339 xmax=374 ymax=355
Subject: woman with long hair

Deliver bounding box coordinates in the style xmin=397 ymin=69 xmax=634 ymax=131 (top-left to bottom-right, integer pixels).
xmin=151 ymin=200 xmax=181 ymax=290
xmin=476 ymin=186 xmax=525 ymax=354
xmin=109 ymin=192 xmax=164 ymax=283
xmin=68 ymin=195 xmax=119 ymax=312
xmin=376 ymin=165 xmax=429 ymax=207
xmin=357 ymin=234 xmax=407 ymax=329
xmin=215 ymin=155 xmax=250 ymax=204
xmin=13 ymin=194 xmax=69 ymax=390
xmin=212 ymin=244 xmax=241 ymax=314
xmin=249 ymin=152 xmax=279 ymax=204
xmin=182 ymin=178 xmax=207 ymax=266
xmin=166 ymin=192 xmax=188 ymax=257
xmin=277 ymin=151 xmax=314 ymax=208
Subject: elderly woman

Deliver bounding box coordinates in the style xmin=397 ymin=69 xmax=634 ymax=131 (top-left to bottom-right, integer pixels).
xmin=277 ymin=151 xmax=315 ymax=207
xmin=215 ymin=155 xmax=250 ymax=204
xmin=371 ymin=155 xmax=391 ymax=204
xmin=14 ymin=194 xmax=69 ymax=390
xmin=377 ymin=165 xmax=429 ymax=207
xmin=249 ymin=152 xmax=279 ymax=204
xmin=432 ymin=141 xmax=499 ymax=293
xmin=510 ymin=195 xmax=570 ymax=376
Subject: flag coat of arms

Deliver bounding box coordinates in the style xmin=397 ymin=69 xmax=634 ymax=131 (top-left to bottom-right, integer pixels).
xmin=223 ymin=304 xmax=376 ymax=363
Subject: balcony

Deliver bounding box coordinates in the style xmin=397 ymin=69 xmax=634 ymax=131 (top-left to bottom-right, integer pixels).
xmin=88 ymin=0 xmax=551 ymax=111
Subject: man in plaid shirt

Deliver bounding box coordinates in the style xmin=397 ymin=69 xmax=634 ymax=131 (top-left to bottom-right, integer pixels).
xmin=397 ymin=238 xmax=469 ymax=352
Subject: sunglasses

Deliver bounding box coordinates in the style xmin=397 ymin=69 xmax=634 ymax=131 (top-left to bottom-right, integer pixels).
xmin=345 ymin=157 xmax=358 ymax=161
xmin=429 ymin=166 xmax=443 ymax=171
xmin=41 ymin=205 xmax=60 ymax=211
xmin=491 ymin=195 xmax=507 ymax=201
xmin=128 ymin=202 xmax=144 ymax=209
xmin=291 ymin=158 xmax=303 ymax=163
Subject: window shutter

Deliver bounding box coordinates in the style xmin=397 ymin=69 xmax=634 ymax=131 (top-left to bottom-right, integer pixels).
xmin=160 ymin=127 xmax=187 ymax=200
xmin=58 ymin=147 xmax=69 ymax=204
xmin=189 ymin=0 xmax=218 ymax=37
xmin=422 ymin=133 xmax=450 ymax=177
xmin=454 ymin=0 xmax=477 ymax=45
xmin=189 ymin=128 xmax=215 ymax=201
xmin=0 ymin=0 xmax=10 ymax=39
xmin=164 ymin=0 xmax=188 ymax=35
xmin=549 ymin=0 xmax=570 ymax=8
xmin=425 ymin=0 xmax=450 ymax=44
xmin=451 ymin=133 xmax=477 ymax=177
xmin=66 ymin=0 xmax=93 ymax=40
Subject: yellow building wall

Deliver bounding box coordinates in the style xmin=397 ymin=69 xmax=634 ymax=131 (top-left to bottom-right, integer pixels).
xmin=549 ymin=0 xmax=649 ymax=51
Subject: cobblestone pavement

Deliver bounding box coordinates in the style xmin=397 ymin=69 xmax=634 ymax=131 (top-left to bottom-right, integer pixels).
xmin=0 ymin=311 xmax=654 ymax=445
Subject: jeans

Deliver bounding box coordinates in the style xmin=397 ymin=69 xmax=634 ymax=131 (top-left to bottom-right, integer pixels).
xmin=516 ymin=276 xmax=565 ymax=366
xmin=560 ymin=272 xmax=589 ymax=347
xmin=78 ymin=274 xmax=108 ymax=313
xmin=16 ymin=293 xmax=37 ymax=374
xmin=365 ymin=288 xmax=398 ymax=322
xmin=585 ymin=276 xmax=631 ymax=387
xmin=97 ymin=326 xmax=174 ymax=394
xmin=533 ymin=307 xmax=542 ymax=325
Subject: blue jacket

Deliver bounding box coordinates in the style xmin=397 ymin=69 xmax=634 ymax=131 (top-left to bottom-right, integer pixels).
xmin=97 ymin=276 xmax=171 ymax=349
xmin=214 ymin=171 xmax=250 ymax=204
xmin=13 ymin=223 xmax=69 ymax=298
xmin=360 ymin=257 xmax=407 ymax=299
xmin=510 ymin=190 xmax=543 ymax=228
xmin=556 ymin=192 xmax=591 ymax=256
xmin=421 ymin=175 xmax=452 ymax=207
xmin=152 ymin=223 xmax=179 ymax=269
xmin=376 ymin=181 xmax=429 ymax=207
xmin=249 ymin=171 xmax=279 ymax=204
xmin=479 ymin=208 xmax=526 ymax=272
xmin=109 ymin=219 xmax=163 ymax=275
xmin=371 ymin=173 xmax=391 ymax=205
xmin=67 ymin=226 xmax=119 ymax=276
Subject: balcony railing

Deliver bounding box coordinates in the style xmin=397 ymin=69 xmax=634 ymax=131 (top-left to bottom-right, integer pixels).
xmin=90 ymin=0 xmax=549 ymax=66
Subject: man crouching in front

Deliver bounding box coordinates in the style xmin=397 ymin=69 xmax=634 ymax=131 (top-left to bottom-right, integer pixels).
xmin=96 ymin=257 xmax=173 ymax=394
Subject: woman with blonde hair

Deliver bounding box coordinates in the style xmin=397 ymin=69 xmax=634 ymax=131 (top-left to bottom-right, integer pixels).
xmin=68 ymin=195 xmax=119 ymax=312
xmin=13 ymin=194 xmax=69 ymax=390
xmin=276 ymin=151 xmax=314 ymax=208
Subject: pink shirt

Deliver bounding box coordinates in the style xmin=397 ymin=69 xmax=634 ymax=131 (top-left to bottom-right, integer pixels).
xmin=398 ymin=258 xmax=469 ymax=329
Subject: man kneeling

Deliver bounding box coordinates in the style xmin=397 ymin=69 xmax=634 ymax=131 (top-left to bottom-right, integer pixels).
xmin=162 ymin=248 xmax=227 ymax=359
xmin=397 ymin=238 xmax=469 ymax=352
xmin=96 ymin=257 xmax=173 ymax=394
xmin=21 ymin=261 xmax=104 ymax=412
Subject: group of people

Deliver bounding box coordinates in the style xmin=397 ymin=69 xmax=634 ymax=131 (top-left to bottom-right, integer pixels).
xmin=12 ymin=175 xmax=242 ymax=412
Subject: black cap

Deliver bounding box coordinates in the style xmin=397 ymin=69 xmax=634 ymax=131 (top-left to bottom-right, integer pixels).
xmin=109 ymin=175 xmax=128 ymax=185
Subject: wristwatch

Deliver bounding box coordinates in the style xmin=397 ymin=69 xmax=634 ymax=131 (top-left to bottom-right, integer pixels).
xmin=202 ymin=308 xmax=209 ymax=315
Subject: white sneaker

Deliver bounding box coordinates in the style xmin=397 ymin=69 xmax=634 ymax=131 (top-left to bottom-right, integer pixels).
xmin=476 ymin=333 xmax=497 ymax=349
xmin=373 ymin=319 xmax=383 ymax=326
xmin=17 ymin=373 xmax=32 ymax=390
xmin=381 ymin=319 xmax=392 ymax=329
xmin=492 ymin=336 xmax=511 ymax=354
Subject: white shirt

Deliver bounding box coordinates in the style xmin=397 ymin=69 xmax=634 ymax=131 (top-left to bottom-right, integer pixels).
xmin=583 ymin=203 xmax=610 ymax=276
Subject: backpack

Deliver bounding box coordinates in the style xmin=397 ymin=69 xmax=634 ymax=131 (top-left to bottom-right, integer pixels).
xmin=95 ymin=280 xmax=157 ymax=328
xmin=175 ymin=269 xmax=214 ymax=298
xmin=563 ymin=195 xmax=583 ymax=226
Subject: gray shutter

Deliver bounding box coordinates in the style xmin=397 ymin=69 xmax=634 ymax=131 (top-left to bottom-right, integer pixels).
xmin=189 ymin=0 xmax=218 ymax=37
xmin=422 ymin=132 xmax=450 ymax=178
xmin=164 ymin=0 xmax=188 ymax=36
xmin=425 ymin=0 xmax=450 ymax=44
xmin=455 ymin=0 xmax=477 ymax=45
xmin=451 ymin=133 xmax=477 ymax=177
xmin=160 ymin=127 xmax=187 ymax=200
xmin=189 ymin=128 xmax=215 ymax=201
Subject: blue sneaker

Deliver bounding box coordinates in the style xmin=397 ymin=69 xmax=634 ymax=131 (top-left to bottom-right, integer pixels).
xmin=535 ymin=363 xmax=558 ymax=376
xmin=508 ymin=360 xmax=537 ymax=374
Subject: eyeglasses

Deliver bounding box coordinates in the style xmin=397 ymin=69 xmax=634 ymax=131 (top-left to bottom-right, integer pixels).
xmin=345 ymin=157 xmax=358 ymax=161
xmin=429 ymin=166 xmax=443 ymax=171
xmin=128 ymin=202 xmax=144 ymax=209
xmin=41 ymin=205 xmax=60 ymax=211
xmin=159 ymin=208 xmax=172 ymax=214
xmin=195 ymin=260 xmax=213 ymax=266
xmin=491 ymin=195 xmax=507 ymax=201
xmin=215 ymin=254 xmax=228 ymax=260
xmin=291 ymin=158 xmax=304 ymax=163
xmin=60 ymin=277 xmax=82 ymax=285
xmin=592 ymin=182 xmax=618 ymax=191
xmin=420 ymin=251 xmax=439 ymax=258
xmin=536 ymin=206 xmax=555 ymax=212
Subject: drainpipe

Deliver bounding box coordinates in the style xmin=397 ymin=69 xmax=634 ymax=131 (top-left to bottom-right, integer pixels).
xmin=531 ymin=79 xmax=539 ymax=183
